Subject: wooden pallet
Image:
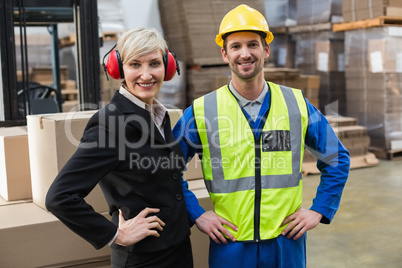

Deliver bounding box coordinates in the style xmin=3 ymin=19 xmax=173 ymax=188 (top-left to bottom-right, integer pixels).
xmin=369 ymin=147 xmax=402 ymax=161
xmin=59 ymin=33 xmax=76 ymax=48
xmin=61 ymin=89 xmax=79 ymax=101
xmin=102 ymin=31 xmax=123 ymax=41
xmin=333 ymin=16 xmax=402 ymax=32
xmin=270 ymin=26 xmax=288 ymax=34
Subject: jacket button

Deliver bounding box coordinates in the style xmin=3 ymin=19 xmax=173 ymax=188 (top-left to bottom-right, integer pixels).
xmin=172 ymin=173 xmax=179 ymax=180
xmin=176 ymin=194 xmax=182 ymax=201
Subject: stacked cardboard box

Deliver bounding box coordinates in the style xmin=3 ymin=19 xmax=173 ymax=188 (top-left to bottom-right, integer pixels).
xmin=315 ymin=39 xmax=347 ymax=115
xmin=30 ymin=66 xmax=68 ymax=86
xmin=158 ymin=0 xmax=265 ymax=66
xmin=328 ymin=116 xmax=371 ymax=157
xmin=0 ymin=127 xmax=31 ymax=201
xmin=344 ymin=27 xmax=402 ymax=151
xmin=343 ymin=0 xmax=402 ymax=22
xmin=296 ymin=0 xmax=343 ymax=25
xmin=187 ymin=65 xmax=231 ymax=103
xmin=268 ymin=33 xmax=296 ymax=69
xmin=293 ymin=30 xmax=347 ymax=114
xmin=285 ymin=74 xmax=321 ymax=108
xmin=264 ymin=0 xmax=297 ymax=28
xmin=303 ymin=116 xmax=379 ymax=175
xmin=0 ymin=201 xmax=112 ymax=267
xmin=26 ymin=111 xmax=109 ymax=213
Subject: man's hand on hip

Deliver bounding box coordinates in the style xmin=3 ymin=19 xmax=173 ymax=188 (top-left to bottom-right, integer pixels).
xmin=280 ymin=207 xmax=322 ymax=240
xmin=195 ymin=210 xmax=238 ymax=244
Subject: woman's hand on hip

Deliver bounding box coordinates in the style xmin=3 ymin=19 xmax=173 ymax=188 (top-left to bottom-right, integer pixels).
xmin=114 ymin=207 xmax=165 ymax=246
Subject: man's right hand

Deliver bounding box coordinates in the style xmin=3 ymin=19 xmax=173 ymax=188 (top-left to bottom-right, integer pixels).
xmin=195 ymin=210 xmax=238 ymax=244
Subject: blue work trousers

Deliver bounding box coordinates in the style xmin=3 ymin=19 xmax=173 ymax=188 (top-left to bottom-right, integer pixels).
xmin=209 ymin=233 xmax=306 ymax=268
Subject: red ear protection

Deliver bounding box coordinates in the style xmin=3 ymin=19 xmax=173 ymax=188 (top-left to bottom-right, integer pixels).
xmin=106 ymin=48 xmax=124 ymax=80
xmin=102 ymin=45 xmax=180 ymax=81
xmin=163 ymin=50 xmax=180 ymax=81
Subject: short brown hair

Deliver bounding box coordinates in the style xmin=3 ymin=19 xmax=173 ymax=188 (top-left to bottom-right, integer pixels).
xmin=222 ymin=31 xmax=267 ymax=52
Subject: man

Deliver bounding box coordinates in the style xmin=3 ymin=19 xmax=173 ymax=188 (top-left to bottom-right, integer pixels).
xmin=175 ymin=4 xmax=350 ymax=268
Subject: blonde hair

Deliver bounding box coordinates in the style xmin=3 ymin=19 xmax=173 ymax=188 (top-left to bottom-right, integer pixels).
xmin=117 ymin=27 xmax=168 ymax=64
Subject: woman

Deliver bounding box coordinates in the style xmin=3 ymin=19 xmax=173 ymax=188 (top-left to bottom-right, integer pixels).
xmin=46 ymin=28 xmax=193 ymax=267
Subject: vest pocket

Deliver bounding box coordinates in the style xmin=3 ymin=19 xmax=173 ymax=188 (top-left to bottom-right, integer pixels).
xmin=261 ymin=130 xmax=291 ymax=152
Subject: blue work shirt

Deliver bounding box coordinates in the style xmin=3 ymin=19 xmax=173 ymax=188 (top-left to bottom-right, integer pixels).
xmin=175 ymin=83 xmax=350 ymax=225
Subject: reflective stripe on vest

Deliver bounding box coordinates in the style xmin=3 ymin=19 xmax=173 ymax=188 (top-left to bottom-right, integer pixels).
xmin=193 ymin=82 xmax=308 ymax=241
xmin=197 ymin=84 xmax=306 ymax=193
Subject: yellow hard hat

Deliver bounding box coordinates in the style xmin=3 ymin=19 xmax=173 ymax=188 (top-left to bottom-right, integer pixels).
xmin=215 ymin=4 xmax=274 ymax=47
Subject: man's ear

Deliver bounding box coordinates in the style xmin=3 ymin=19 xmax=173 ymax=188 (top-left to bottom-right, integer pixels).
xmin=221 ymin=47 xmax=229 ymax=63
xmin=265 ymin=44 xmax=270 ymax=59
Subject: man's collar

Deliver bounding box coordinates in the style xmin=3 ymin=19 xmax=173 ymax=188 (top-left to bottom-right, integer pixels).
xmin=228 ymin=81 xmax=268 ymax=106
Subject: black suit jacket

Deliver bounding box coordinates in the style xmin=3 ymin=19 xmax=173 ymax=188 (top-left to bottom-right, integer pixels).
xmin=46 ymin=91 xmax=190 ymax=252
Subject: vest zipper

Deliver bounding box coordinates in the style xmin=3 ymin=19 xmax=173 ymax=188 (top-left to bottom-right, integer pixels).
xmin=254 ymin=135 xmax=262 ymax=242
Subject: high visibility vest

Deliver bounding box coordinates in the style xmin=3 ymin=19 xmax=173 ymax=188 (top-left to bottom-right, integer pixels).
xmin=193 ymin=82 xmax=309 ymax=242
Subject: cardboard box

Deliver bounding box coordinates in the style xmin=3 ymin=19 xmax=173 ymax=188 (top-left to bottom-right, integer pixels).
xmin=269 ymin=34 xmax=295 ymax=68
xmin=264 ymin=0 xmax=297 ymax=28
xmin=188 ymin=65 xmax=231 ymax=104
xmin=26 ymin=111 xmax=108 ymax=212
xmin=159 ymin=0 xmax=266 ymax=66
xmin=288 ymin=75 xmax=320 ymax=97
xmin=62 ymin=100 xmax=80 ymax=112
xmin=0 ymin=202 xmax=111 ymax=267
xmin=368 ymin=39 xmax=402 ymax=73
xmin=345 ymin=28 xmax=402 ymax=150
xmin=188 ymin=179 xmax=213 ymax=268
xmin=0 ymin=126 xmax=32 ymax=201
xmin=297 ymin=0 xmax=342 ymax=25
xmin=327 ymin=116 xmax=358 ymax=127
xmin=343 ymin=0 xmax=402 ymax=22
xmin=315 ymin=40 xmax=345 ymax=72
xmin=30 ymin=65 xmax=69 ymax=85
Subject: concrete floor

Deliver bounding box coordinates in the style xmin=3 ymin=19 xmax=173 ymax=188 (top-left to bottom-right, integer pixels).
xmin=303 ymin=159 xmax=402 ymax=268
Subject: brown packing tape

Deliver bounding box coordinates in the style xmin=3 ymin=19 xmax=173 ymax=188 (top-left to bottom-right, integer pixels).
xmin=39 ymin=116 xmax=44 ymax=129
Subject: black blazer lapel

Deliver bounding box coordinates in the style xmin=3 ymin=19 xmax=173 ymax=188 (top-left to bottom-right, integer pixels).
xmin=110 ymin=91 xmax=169 ymax=146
